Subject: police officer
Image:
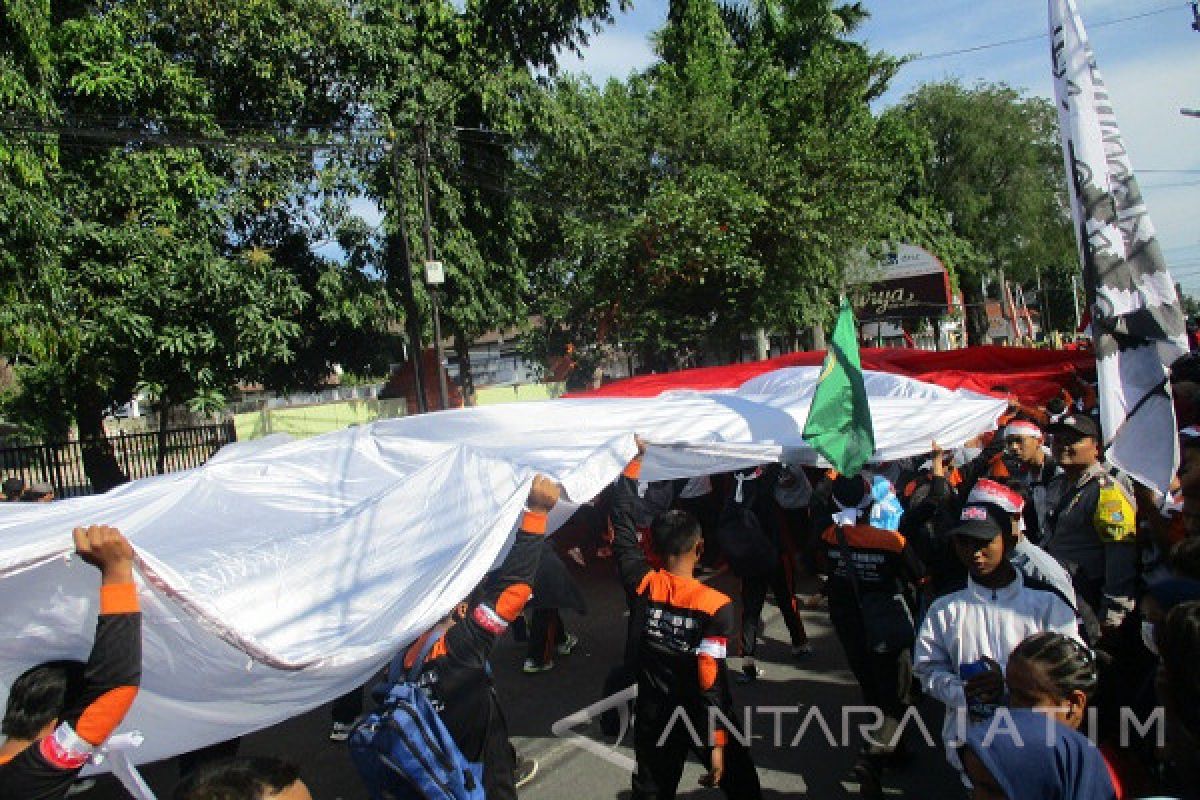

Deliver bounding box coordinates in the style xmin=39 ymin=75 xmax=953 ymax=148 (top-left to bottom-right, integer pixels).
xmin=1042 ymin=414 xmax=1137 ymax=641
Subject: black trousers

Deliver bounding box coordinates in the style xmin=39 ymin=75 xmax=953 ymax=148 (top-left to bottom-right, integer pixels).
xmin=332 ymin=686 xmax=364 ymax=725
xmin=740 ymin=560 xmax=807 ymax=657
xmin=527 ymin=608 xmax=567 ymax=664
xmin=829 ymin=611 xmax=912 ymax=759
xmin=480 ymin=716 xmax=517 ymax=800
xmin=631 ymin=701 xmax=762 ymax=800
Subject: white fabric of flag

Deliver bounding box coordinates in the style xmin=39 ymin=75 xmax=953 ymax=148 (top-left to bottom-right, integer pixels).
xmin=0 ymin=369 xmax=1005 ymax=767
xmin=1049 ymin=0 xmax=1188 ymax=494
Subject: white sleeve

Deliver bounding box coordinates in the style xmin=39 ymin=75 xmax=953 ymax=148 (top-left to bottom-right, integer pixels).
xmin=913 ymin=605 xmax=965 ymax=709
xmin=1045 ymin=595 xmax=1081 ymax=641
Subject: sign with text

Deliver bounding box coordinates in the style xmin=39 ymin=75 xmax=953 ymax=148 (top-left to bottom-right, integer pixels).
xmin=847 ymin=244 xmax=953 ymax=321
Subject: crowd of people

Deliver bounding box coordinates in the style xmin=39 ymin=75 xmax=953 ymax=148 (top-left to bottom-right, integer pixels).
xmin=1 ymin=477 xmax=55 ymax=503
xmin=4 ymin=358 xmax=1200 ymax=800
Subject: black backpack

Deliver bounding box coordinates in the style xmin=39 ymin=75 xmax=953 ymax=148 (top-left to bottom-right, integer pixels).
xmin=716 ymin=472 xmax=779 ymax=578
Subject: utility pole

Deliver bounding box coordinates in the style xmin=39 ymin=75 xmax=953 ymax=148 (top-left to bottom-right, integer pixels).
xmin=416 ymin=121 xmax=449 ymax=411
xmin=388 ymin=141 xmax=427 ymax=413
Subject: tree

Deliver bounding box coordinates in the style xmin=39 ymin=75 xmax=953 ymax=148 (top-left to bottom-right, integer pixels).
xmin=0 ymin=0 xmax=60 ymax=380
xmin=1 ymin=0 xmax=378 ymax=489
xmin=520 ymin=0 xmax=908 ymax=380
xmin=345 ymin=0 xmax=622 ymax=404
xmin=887 ymin=82 xmax=1077 ymax=344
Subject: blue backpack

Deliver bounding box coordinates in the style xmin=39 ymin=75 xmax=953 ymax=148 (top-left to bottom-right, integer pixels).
xmin=349 ymin=627 xmax=486 ymax=800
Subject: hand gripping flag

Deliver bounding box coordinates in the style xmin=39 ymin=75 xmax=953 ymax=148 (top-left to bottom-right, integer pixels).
xmin=802 ymin=299 xmax=876 ymax=476
xmin=1049 ymin=0 xmax=1189 ymax=494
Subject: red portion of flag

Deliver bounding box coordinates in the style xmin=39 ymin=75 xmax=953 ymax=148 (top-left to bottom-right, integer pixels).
xmin=567 ymin=346 xmax=1095 ymax=406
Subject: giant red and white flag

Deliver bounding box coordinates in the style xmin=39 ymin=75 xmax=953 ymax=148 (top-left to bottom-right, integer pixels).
xmin=1049 ymin=0 xmax=1188 ymax=494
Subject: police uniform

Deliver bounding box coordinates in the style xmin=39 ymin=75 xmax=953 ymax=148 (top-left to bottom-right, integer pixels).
xmin=1044 ymin=459 xmax=1138 ymax=630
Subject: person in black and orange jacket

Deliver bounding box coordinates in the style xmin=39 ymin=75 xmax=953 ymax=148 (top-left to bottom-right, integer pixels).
xmin=611 ymin=438 xmax=762 ymax=800
xmin=819 ymin=475 xmax=924 ymax=797
xmin=0 ymin=525 xmax=142 ymax=800
xmin=397 ymin=474 xmax=561 ymax=800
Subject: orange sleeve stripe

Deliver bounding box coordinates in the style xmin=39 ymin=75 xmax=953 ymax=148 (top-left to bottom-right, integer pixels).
xmin=428 ymin=637 xmax=448 ymax=661
xmin=494 ymin=584 xmax=533 ymax=622
xmin=99 ymin=583 xmax=139 ymax=615
xmin=75 ymin=686 xmax=138 ymax=745
xmin=711 ymin=728 xmax=728 ymax=747
xmin=623 ymin=459 xmax=643 ymax=479
xmin=697 ymin=654 xmax=719 ymax=690
xmin=520 ymin=510 xmax=548 ymax=534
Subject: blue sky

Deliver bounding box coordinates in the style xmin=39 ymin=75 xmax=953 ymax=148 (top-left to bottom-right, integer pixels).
xmin=559 ymin=0 xmax=1200 ymax=292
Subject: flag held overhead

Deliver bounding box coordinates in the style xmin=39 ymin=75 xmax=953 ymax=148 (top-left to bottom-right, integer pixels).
xmin=802 ymin=299 xmax=876 ymax=477
xmin=1048 ymin=0 xmax=1188 ymax=495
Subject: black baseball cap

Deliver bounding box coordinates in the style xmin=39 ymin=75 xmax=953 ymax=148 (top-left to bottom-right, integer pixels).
xmin=951 ymin=502 xmax=1009 ymax=541
xmin=1047 ymin=413 xmax=1100 ymax=440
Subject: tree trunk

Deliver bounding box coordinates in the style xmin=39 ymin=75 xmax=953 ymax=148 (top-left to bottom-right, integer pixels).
xmin=754 ymin=328 xmax=770 ymax=361
xmin=811 ymin=322 xmax=826 ymax=350
xmin=454 ymin=333 xmax=477 ymax=407
xmin=75 ymin=393 xmax=128 ymax=493
xmin=156 ymin=396 xmax=170 ymax=475
xmin=962 ymin=277 xmax=991 ymax=346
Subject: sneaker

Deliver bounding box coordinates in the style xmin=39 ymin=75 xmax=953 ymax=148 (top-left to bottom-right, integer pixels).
xmin=735 ymin=663 xmax=764 ymax=684
xmin=66 ymin=779 xmax=97 ymax=797
xmin=514 ymin=756 xmax=539 ymax=789
xmin=329 ymin=721 xmax=354 ymax=742
xmin=522 ymin=658 xmax=554 ymax=674
xmin=556 ymin=633 xmax=579 ymax=656
xmin=791 ymin=642 xmax=814 ymax=658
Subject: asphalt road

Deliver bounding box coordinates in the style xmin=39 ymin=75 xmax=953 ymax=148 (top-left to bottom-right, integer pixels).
xmin=86 ymin=553 xmax=963 ymax=799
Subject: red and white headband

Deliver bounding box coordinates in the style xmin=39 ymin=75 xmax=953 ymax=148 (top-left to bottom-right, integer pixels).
xmin=1003 ymin=420 xmax=1042 ymax=440
xmin=968 ymin=479 xmax=1026 ymax=515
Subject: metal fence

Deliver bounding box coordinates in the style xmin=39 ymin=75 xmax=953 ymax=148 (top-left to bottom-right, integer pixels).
xmin=0 ymin=421 xmax=237 ymax=499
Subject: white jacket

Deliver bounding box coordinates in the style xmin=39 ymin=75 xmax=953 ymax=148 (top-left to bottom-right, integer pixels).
xmin=914 ymin=570 xmax=1079 ymax=766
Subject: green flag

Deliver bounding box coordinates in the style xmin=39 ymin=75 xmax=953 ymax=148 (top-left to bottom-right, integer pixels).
xmin=802 ymin=299 xmax=875 ymax=476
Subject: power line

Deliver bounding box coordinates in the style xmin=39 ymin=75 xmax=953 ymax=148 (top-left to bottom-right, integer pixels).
xmin=910 ymin=3 xmax=1187 ymax=62
xmin=1142 ymin=180 xmax=1200 ymax=189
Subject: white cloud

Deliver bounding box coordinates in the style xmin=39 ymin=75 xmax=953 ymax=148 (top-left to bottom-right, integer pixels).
xmin=563 ymin=30 xmax=658 ymax=84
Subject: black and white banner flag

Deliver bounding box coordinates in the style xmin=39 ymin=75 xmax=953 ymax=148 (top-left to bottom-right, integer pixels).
xmin=1049 ymin=0 xmax=1188 ymax=494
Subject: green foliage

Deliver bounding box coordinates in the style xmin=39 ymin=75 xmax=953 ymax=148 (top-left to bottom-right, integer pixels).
xmin=886 ymin=81 xmax=1077 ymax=341
xmin=1 ymin=0 xmax=392 ymax=479
xmin=0 ymin=0 xmax=1085 ymax=456
xmin=522 ymin=0 xmax=909 ymax=377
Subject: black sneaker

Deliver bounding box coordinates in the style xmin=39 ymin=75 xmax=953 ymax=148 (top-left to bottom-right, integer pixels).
xmin=735 ymin=662 xmax=764 ymax=684
xmin=514 ymin=756 xmax=539 ymax=789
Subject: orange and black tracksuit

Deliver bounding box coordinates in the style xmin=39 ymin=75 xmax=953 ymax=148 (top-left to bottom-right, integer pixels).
xmin=399 ymin=507 xmax=547 ymax=800
xmin=819 ymin=522 xmax=923 ymax=760
xmin=0 ymin=582 xmax=141 ymax=800
xmin=612 ymin=458 xmax=762 ymax=800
